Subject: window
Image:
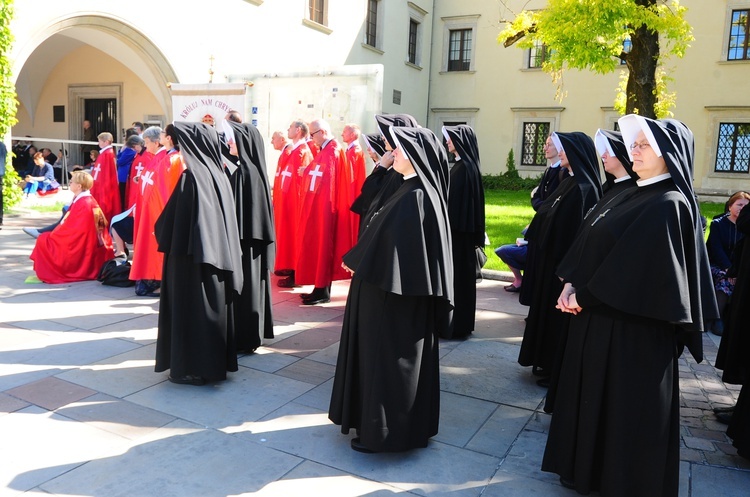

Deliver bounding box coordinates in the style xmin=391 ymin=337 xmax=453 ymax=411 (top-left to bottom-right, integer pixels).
xmin=728 ymin=10 xmax=750 ymax=60
xmin=408 ymin=19 xmax=419 ymax=64
xmin=521 ymin=122 xmax=551 ymax=166
xmin=527 ymin=39 xmax=548 ymax=69
xmin=365 ymin=0 xmax=379 ymax=47
xmin=448 ymin=29 xmax=472 ymax=71
xmin=620 ymin=38 xmax=632 ymax=65
xmin=715 ymin=123 xmax=750 ymax=173
xmin=309 ymin=0 xmax=326 ymax=26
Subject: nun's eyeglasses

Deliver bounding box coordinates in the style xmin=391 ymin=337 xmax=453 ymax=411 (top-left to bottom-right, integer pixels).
xmin=630 ymin=141 xmax=651 ymax=151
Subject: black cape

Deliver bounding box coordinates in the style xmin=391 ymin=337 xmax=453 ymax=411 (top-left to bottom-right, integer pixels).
xmin=154 ymin=122 xmax=243 ymax=380
xmin=225 ymin=121 xmax=276 ymax=351
xmin=329 ymin=127 xmax=453 ymax=452
xmin=543 ymin=116 xmax=718 ymax=496
xmin=518 ymin=132 xmax=602 ymax=371
xmin=443 ymin=125 xmax=485 ymax=338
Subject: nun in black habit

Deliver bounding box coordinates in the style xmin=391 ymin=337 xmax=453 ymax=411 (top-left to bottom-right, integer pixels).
xmin=222 ymin=120 xmax=275 ymax=352
xmin=543 ymin=115 xmax=718 ymax=496
xmin=442 ymin=124 xmax=485 ymax=339
xmin=328 ymin=126 xmax=453 ymax=453
xmin=358 ymin=114 xmax=420 ymax=230
xmin=154 ymin=122 xmax=243 ymax=385
xmin=542 ymin=129 xmax=638 ymax=412
xmin=350 ymin=133 xmax=387 ymax=238
xmin=518 ymin=131 xmax=602 ymax=379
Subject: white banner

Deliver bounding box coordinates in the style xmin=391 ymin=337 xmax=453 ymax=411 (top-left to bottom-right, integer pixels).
xmin=169 ymin=83 xmax=248 ymax=124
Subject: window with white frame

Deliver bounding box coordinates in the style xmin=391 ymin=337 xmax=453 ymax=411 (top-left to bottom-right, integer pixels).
xmin=441 ymin=15 xmax=479 ymax=72
xmin=715 ymin=123 xmax=750 ymax=173
xmin=309 ymin=0 xmax=327 ymax=26
xmin=365 ymin=0 xmax=380 ymax=48
xmin=406 ymin=2 xmax=427 ymax=67
xmin=728 ymin=9 xmax=750 ymax=60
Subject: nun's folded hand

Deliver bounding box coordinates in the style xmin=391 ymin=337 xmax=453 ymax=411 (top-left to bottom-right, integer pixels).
xmin=342 ymin=262 xmax=354 ymax=275
xmin=556 ymin=282 xmax=582 ymax=315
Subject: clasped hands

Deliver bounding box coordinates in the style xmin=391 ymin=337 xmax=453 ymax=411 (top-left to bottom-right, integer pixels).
xmin=556 ymin=282 xmax=582 ymax=315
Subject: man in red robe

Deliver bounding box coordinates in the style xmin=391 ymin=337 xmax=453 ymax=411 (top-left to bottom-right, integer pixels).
xmin=271 ymin=130 xmax=291 ymax=204
xmin=89 ymin=132 xmax=121 ymax=223
xmin=275 ymin=120 xmax=313 ymax=287
xmin=130 ymin=125 xmax=185 ymax=293
xmin=295 ymin=119 xmax=351 ymax=304
xmin=342 ymin=123 xmax=366 ymax=245
xmin=31 ymin=171 xmax=114 ymax=283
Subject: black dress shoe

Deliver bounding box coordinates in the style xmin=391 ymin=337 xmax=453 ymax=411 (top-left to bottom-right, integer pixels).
xmin=274 ymin=269 xmax=293 ymax=277
xmin=559 ymin=476 xmax=575 ymax=489
xmin=713 ymin=405 xmax=735 ymax=414
xmin=351 ymin=437 xmax=375 ymax=453
xmin=536 ymin=377 xmax=551 ymax=388
xmin=302 ymin=296 xmax=330 ymax=305
xmin=277 ymin=276 xmax=296 ymax=288
xmin=302 ymin=287 xmax=330 ymax=302
xmin=715 ymin=411 xmax=733 ymax=425
xmin=168 ymin=375 xmax=205 ymax=386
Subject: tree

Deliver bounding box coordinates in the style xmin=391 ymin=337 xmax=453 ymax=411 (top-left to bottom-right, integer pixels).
xmin=1 ymin=0 xmax=21 ymax=212
xmin=497 ymin=0 xmax=693 ymax=119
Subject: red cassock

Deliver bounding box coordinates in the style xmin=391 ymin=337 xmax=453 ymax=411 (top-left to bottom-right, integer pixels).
xmin=89 ymin=146 xmax=121 ymax=223
xmin=274 ymin=142 xmax=311 ymax=272
xmin=130 ymin=149 xmax=185 ymax=281
xmin=272 ymin=144 xmax=292 ymax=203
xmin=125 ymin=151 xmax=154 ymax=209
xmin=296 ymin=140 xmax=352 ymax=287
xmin=307 ymin=139 xmax=320 ymax=159
xmin=30 ymin=193 xmax=114 ymax=283
xmin=345 ymin=143 xmax=366 ymax=245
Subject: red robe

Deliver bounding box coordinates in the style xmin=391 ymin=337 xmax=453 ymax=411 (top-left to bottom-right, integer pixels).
xmin=307 ymin=139 xmax=320 ymax=159
xmin=89 ymin=146 xmax=121 ymax=223
xmin=345 ymin=143 xmax=366 ymax=245
xmin=125 ymin=151 xmax=154 ymax=209
xmin=274 ymin=142 xmax=311 ymax=272
xmin=30 ymin=193 xmax=114 ymax=283
xmin=130 ymin=149 xmax=184 ymax=281
xmin=296 ymin=139 xmax=351 ymax=287
xmin=272 ymin=144 xmax=292 ymax=203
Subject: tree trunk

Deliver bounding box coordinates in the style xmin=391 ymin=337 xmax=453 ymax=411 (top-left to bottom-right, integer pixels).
xmin=625 ymin=0 xmax=659 ymax=118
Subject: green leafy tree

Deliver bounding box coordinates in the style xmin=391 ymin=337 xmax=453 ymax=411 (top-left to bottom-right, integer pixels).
xmin=497 ymin=0 xmax=693 ymax=118
xmin=1 ymin=0 xmax=20 ymax=213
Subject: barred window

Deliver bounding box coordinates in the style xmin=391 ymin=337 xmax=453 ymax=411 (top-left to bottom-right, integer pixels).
xmin=728 ymin=10 xmax=750 ymax=61
xmin=521 ymin=122 xmax=550 ymax=166
xmin=365 ymin=0 xmax=378 ymax=47
xmin=528 ymin=40 xmax=548 ymax=69
xmin=715 ymin=123 xmax=750 ymax=173
xmin=408 ymin=19 xmax=419 ymax=64
xmin=448 ymin=29 xmax=472 ymax=71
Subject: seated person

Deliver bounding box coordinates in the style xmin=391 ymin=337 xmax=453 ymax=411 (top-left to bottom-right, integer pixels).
xmin=22 ymin=152 xmax=56 ymax=197
xmin=29 ymin=171 xmax=114 ymax=283
xmin=495 ymin=226 xmax=528 ymax=293
xmin=706 ymin=191 xmax=750 ymax=335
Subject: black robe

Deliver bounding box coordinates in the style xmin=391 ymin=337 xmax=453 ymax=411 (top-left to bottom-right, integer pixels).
xmin=444 ymin=125 xmax=485 ymax=338
xmin=543 ymin=116 xmax=717 ymax=497
xmin=350 ymin=165 xmax=388 ymax=236
xmin=329 ymin=127 xmax=453 ymax=452
xmin=154 ymin=122 xmax=243 ymax=381
xmin=225 ymin=122 xmax=275 ymax=352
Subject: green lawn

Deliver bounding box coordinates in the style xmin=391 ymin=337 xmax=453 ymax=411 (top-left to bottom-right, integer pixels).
xmin=484 ymin=189 xmax=725 ymax=272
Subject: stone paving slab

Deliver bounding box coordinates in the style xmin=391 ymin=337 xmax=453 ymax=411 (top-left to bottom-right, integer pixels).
xmin=1 ymin=209 xmax=749 ymax=495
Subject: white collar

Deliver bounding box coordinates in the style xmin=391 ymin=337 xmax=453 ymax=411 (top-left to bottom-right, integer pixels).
xmin=347 ymin=141 xmax=357 ymax=150
xmin=614 ymin=175 xmax=631 ymax=184
xmin=292 ymin=139 xmax=306 ymax=150
xmin=72 ymin=190 xmax=92 ymax=204
xmin=403 ymin=172 xmax=418 ymax=180
xmin=637 ymin=172 xmax=671 ymax=187
xmin=550 ymin=160 xmax=561 ymax=168
xmin=99 ymin=145 xmax=113 ymax=153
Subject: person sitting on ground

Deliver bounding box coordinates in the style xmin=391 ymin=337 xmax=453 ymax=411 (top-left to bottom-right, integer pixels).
xmin=706 ymin=191 xmax=750 ymax=335
xmin=29 ymin=171 xmax=114 ymax=283
xmin=22 ymin=152 xmax=56 ymax=197
xmin=495 ymin=226 xmax=529 ymax=293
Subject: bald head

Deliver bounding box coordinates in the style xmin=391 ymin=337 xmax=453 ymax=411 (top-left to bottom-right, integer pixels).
xmin=309 ymin=119 xmax=331 ymax=147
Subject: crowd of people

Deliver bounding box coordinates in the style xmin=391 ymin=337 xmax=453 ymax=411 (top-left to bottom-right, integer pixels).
xmin=10 ymin=109 xmax=749 ymax=492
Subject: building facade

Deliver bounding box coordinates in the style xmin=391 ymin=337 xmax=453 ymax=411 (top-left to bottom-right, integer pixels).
xmin=8 ymin=0 xmax=750 ymax=195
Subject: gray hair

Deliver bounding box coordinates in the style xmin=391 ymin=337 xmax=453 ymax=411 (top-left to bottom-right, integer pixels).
xmin=125 ymin=135 xmax=145 ymax=148
xmin=142 ymin=126 xmax=162 ymax=142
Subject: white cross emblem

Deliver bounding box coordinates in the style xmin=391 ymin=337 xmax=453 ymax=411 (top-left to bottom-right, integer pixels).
xmin=92 ymin=163 xmax=101 ymax=180
xmin=134 ymin=163 xmax=144 ymax=178
xmin=308 ymin=164 xmax=323 ymax=192
xmin=141 ymin=170 xmax=155 ymax=195
xmin=281 ymin=168 xmax=292 ymax=189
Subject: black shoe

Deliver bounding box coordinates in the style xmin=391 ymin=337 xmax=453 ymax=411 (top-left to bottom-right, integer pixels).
xmin=168 ymin=375 xmax=205 ymax=386
xmin=713 ymin=405 xmax=735 ymax=414
xmin=715 ymin=411 xmax=733 ymax=425
xmin=536 ymin=377 xmax=551 ymax=388
xmin=351 ymin=437 xmax=375 ymax=453
xmin=303 ymin=296 xmax=331 ymax=305
xmin=559 ymin=476 xmax=575 ymax=489
xmin=277 ymin=276 xmax=296 ymax=288
xmin=274 ymin=269 xmax=293 ymax=277
xmin=532 ymin=366 xmax=550 ymax=377
xmin=302 ymin=287 xmax=329 ymax=302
